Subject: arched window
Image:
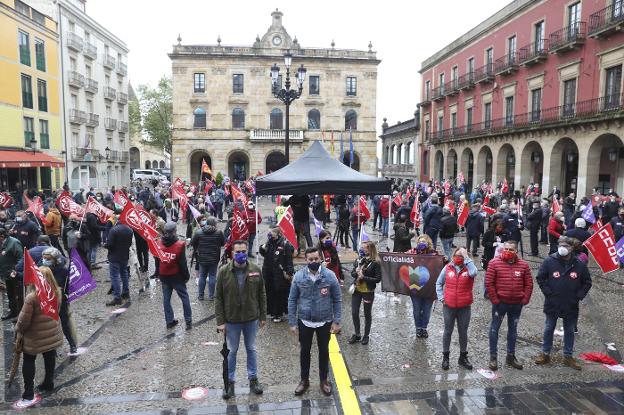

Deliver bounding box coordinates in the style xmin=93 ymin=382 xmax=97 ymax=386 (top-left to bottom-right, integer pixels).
xmin=159 ymin=160 xmax=165 ymax=169
xmin=152 ymin=160 xmax=158 ymax=169
xmin=145 ymin=161 xmax=150 ymax=169
xmin=193 ymin=107 xmax=206 ymax=128
xmin=392 ymin=145 xmax=398 ymax=164
xmin=408 ymin=142 xmax=414 ymax=164
xmin=232 ymin=108 xmax=245 ymax=129
xmin=270 ymin=108 xmax=283 ymax=129
xmin=308 ymin=109 xmax=320 ymax=130
xmin=345 ymin=110 xmax=357 ymax=130
xmin=385 ymin=146 xmax=390 ymax=164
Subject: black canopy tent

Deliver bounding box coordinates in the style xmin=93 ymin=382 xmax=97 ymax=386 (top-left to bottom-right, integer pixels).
xmin=255 ymin=140 xmax=392 ymax=195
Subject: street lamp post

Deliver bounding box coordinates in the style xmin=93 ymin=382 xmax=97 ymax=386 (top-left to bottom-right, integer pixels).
xmin=270 ymin=51 xmax=306 ymax=164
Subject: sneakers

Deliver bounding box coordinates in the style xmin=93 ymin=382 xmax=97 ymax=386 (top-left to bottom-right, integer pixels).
xmin=121 ymin=292 xmax=130 ymax=300
xmin=535 ymin=353 xmax=550 ymax=365
xmin=249 ymin=378 xmax=263 ymax=395
xmin=166 ymin=319 xmax=179 ymax=329
xmin=442 ymin=352 xmax=450 ymax=370
xmin=105 ymin=298 xmax=122 ymax=307
xmin=222 ymin=381 xmax=235 ymax=399
xmin=69 ymin=346 xmax=78 ymax=354
xmin=361 ymin=336 xmax=370 ymax=345
xmin=458 ymin=352 xmax=473 ymax=370
xmin=14 ymin=398 xmax=38 ymax=409
xmin=416 ymin=329 xmax=423 ymax=338
xmin=197 ymin=295 xmax=204 ymax=301
xmin=506 ymin=354 xmax=523 ymax=370
xmin=348 ymin=334 xmax=361 ymax=344
xmin=272 ymin=316 xmax=283 ymax=323
xmin=489 ymin=355 xmax=498 ymax=371
xmin=563 ymin=356 xmax=582 ymax=371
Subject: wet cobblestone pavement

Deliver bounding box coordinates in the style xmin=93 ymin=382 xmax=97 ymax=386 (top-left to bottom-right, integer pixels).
xmin=2 ymin=197 xmax=624 ymax=414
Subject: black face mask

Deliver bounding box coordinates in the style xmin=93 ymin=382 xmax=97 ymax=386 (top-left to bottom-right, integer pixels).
xmin=308 ymin=262 xmax=321 ymax=272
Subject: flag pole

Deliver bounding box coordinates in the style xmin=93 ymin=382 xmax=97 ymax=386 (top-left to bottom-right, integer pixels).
xmin=357 ymin=195 xmax=361 ymax=249
xmin=255 ymin=195 xmax=259 ymax=265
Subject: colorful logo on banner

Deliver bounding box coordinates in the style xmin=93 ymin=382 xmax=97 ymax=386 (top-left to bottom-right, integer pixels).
xmin=379 ymin=252 xmax=445 ymax=299
xmin=68 ymin=248 xmax=97 ymax=302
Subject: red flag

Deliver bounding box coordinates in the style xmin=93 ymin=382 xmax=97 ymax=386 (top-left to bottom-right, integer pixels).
xmin=590 ymin=218 xmax=603 ymax=234
xmin=392 ymin=193 xmax=402 ymax=207
xmin=482 ymin=205 xmax=497 ymax=216
xmin=230 ymin=183 xmax=248 ymax=205
xmin=204 ymin=180 xmax=214 ymax=194
xmin=26 ymin=196 xmax=47 ymax=226
xmin=173 ymin=177 xmax=184 ymax=188
xmin=410 ymin=196 xmax=421 ymax=227
xmin=231 ymin=206 xmax=250 ymax=241
xmin=85 ymin=196 xmax=113 ymax=223
xmin=133 ymin=203 xmax=156 ymax=228
xmin=201 ymin=159 xmax=212 ymax=176
xmin=24 ymin=249 xmax=59 ymax=320
xmin=0 ymin=192 xmax=14 ymax=208
xmin=278 ymin=206 xmax=298 ymax=250
xmin=56 ymin=191 xmax=85 ymax=219
xmin=224 ymin=184 xmax=230 ymax=197
xmin=457 ymin=171 xmax=465 ymax=185
xmin=244 ymin=180 xmax=255 ymax=195
xmin=444 ymin=197 xmax=456 ymax=215
xmin=502 ymin=178 xmax=509 ymax=194
xmin=406 ymin=188 xmax=412 ymax=200
xmin=483 ymin=194 xmax=490 ymax=206
xmin=114 ymin=190 xmax=129 ymax=208
xmin=276 ymin=195 xmax=282 ymax=206
xmin=552 ymin=198 xmax=561 ymax=214
xmin=444 ymin=180 xmax=451 ymax=195
xmin=118 ymin=200 xmax=159 ymax=240
xmin=359 ymin=196 xmax=371 ymax=220
xmin=583 ymin=223 xmax=620 ymax=274
xmin=457 ymin=201 xmax=469 ymax=227
xmin=171 ymin=185 xmax=188 ymax=221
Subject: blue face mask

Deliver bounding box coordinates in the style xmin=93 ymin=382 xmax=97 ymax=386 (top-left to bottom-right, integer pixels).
xmin=234 ymin=252 xmax=247 ymax=264
xmin=200 ymin=221 xmax=207 ymax=226
xmin=323 ymin=239 xmax=333 ymax=247
xmin=358 ymin=249 xmax=366 ymax=257
xmin=416 ymin=242 xmax=428 ymax=252
xmin=308 ymin=261 xmax=321 ymax=271
xmin=41 ymin=259 xmax=53 ymax=267
xmin=267 ymin=233 xmax=273 ymax=240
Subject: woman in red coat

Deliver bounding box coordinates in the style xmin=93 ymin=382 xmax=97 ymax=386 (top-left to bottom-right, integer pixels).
xmin=317 ymin=230 xmax=343 ymax=285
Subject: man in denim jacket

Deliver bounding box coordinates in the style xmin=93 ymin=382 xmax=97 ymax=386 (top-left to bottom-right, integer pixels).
xmin=288 ymin=247 xmax=341 ymax=397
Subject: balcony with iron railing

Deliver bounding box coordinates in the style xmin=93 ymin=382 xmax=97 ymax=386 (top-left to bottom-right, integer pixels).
xmin=107 ymin=150 xmax=118 ymax=162
xmin=103 ymin=55 xmax=116 ymax=69
xmin=474 ymin=63 xmax=494 ymax=84
xmin=444 ymin=79 xmax=459 ymax=96
xmin=86 ymin=113 xmax=99 ymax=127
xmin=249 ymin=129 xmax=303 ymax=142
xmin=85 ymin=78 xmax=98 ymax=94
xmin=104 ymin=117 xmax=117 ymax=131
xmin=457 ymin=72 xmax=475 ymax=90
xmin=426 ymin=93 xmax=624 ymax=144
xmin=83 ymin=42 xmax=97 ymax=60
xmin=67 ymin=71 xmax=84 ymax=88
xmin=117 ymin=92 xmax=128 ymax=105
xmin=117 ymin=62 xmax=127 ymax=76
xmin=71 ymin=147 xmax=99 ymax=161
xmin=103 ymin=86 xmax=116 ymax=100
xmin=69 ymin=109 xmax=86 ymax=124
xmin=431 ymin=85 xmax=445 ymax=101
xmin=518 ymin=39 xmax=549 ymax=66
xmin=119 ymin=151 xmax=129 ymax=163
xmin=549 ymin=22 xmax=586 ymax=53
xmin=66 ymin=32 xmax=83 ymax=52
xmin=589 ymin=3 xmax=624 ymax=37
xmin=118 ymin=120 xmax=129 ymax=132
xmin=494 ymin=52 xmax=518 ymax=76
xmin=421 ymin=91 xmax=432 ymax=106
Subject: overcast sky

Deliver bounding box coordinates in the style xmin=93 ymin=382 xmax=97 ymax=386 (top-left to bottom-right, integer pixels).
xmin=88 ymin=0 xmax=507 ymax=133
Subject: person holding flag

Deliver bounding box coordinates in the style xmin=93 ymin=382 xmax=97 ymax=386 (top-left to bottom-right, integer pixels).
xmin=15 ymin=265 xmax=62 ymax=406
xmin=104 ymin=212 xmax=134 ymax=306
xmin=259 ymin=227 xmax=294 ymax=323
xmin=548 ymin=211 xmax=566 ymax=255
xmin=348 ymin=241 xmax=382 ymax=346
xmin=0 ymin=227 xmax=24 ymax=320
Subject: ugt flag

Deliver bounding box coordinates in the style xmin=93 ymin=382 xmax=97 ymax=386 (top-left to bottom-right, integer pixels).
xmin=615 ymin=236 xmax=624 ymax=265
xmin=581 ymin=203 xmax=596 ymax=224
xmin=68 ymin=248 xmax=97 ymax=302
xmin=583 ymin=223 xmax=620 ymax=274
xmin=278 ymin=206 xmax=298 ymax=251
xmin=23 ymin=249 xmax=59 ymax=320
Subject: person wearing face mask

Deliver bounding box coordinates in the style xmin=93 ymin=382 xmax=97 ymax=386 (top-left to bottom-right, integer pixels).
xmin=244 ymin=201 xmax=262 ymax=258
xmin=0 ymin=228 xmax=24 ymax=320
xmin=191 ymin=216 xmax=225 ymax=300
xmin=481 ymin=220 xmax=509 ymax=271
xmin=485 ymin=241 xmax=533 ymax=371
xmin=259 ymin=227 xmax=294 ymax=322
xmin=436 ymin=247 xmax=477 ymax=371
xmin=348 ymin=241 xmax=382 ymax=345
xmin=527 ymin=202 xmax=543 ymax=256
xmin=465 ymin=203 xmax=484 ymax=257
xmin=159 ymin=199 xmax=179 ymax=223
xmin=535 ymin=236 xmax=592 ymax=370
xmin=216 ymin=240 xmax=266 ymax=399
xmin=407 ymin=234 xmax=439 ymax=338
xmin=564 ymin=218 xmax=590 ymax=256
xmin=504 ymin=204 xmax=524 ymax=246
xmin=609 ymin=207 xmax=624 ymax=243
xmin=548 ymin=211 xmax=566 ymax=255
xmin=11 ymin=210 xmax=40 ymax=250
xmin=288 ymin=247 xmax=342 ymax=397
xmin=316 ymin=230 xmax=343 ymax=285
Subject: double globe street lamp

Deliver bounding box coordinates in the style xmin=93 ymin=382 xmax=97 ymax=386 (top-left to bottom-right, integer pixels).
xmin=270 ymin=51 xmax=306 ymax=164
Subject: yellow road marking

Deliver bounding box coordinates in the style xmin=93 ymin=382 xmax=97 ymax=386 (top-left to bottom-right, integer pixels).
xmin=329 ymin=334 xmax=361 ymax=415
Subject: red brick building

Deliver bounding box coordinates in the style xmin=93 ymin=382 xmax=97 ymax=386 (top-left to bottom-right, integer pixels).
xmin=418 ymin=0 xmax=624 ymax=197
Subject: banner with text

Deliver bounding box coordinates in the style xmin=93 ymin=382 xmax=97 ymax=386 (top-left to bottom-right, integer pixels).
xmin=379 ymin=252 xmax=445 ymax=300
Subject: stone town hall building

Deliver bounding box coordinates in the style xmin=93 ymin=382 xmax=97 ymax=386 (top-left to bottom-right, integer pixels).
xmin=169 ymin=9 xmax=380 ymax=182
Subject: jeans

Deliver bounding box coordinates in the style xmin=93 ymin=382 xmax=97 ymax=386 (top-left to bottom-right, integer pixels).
xmin=198 ymin=263 xmax=218 ymax=299
xmin=161 ymin=278 xmax=192 ymax=324
xmin=373 ymin=210 xmax=381 ymax=229
xmin=89 ymin=245 xmax=98 ymax=264
xmin=410 ymin=296 xmax=433 ymax=330
xmin=352 ymin=291 xmax=374 ymax=337
xmin=109 ymin=260 xmax=129 ymax=300
xmin=351 ymin=227 xmax=360 ymax=252
xmin=489 ymin=303 xmax=523 ymax=355
xmin=542 ymin=313 xmax=576 ymax=356
xmin=225 ymin=320 xmax=259 ymax=382
xmin=466 ymin=236 xmax=479 ymax=255
xmin=443 ymin=305 xmax=471 ymax=353
xmin=22 ymin=350 xmax=55 ymax=400
xmin=298 ymin=320 xmax=331 ymax=381
xmin=441 ymin=237 xmax=454 ymax=259
xmin=425 ymin=228 xmax=439 ymax=249
xmin=382 ymin=218 xmax=389 ymax=237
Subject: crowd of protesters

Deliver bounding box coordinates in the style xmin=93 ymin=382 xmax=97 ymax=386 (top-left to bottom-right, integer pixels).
xmin=2 ymin=173 xmax=622 ymax=407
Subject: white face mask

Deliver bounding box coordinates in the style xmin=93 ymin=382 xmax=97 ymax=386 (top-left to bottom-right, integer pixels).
xmin=558 ymin=246 xmax=569 ymax=257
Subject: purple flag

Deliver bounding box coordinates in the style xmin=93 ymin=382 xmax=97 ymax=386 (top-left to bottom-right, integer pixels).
xmin=189 ymin=203 xmax=201 ymax=219
xmin=615 ymin=236 xmax=624 ymax=264
xmin=359 ymin=225 xmax=370 ymax=243
xmin=581 ymin=203 xmax=596 ymax=224
xmin=68 ymin=248 xmax=97 ymax=303
xmin=312 ymin=214 xmax=323 ymax=237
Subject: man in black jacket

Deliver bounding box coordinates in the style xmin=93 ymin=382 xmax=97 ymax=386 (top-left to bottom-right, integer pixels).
xmin=439 ymin=207 xmax=458 ymax=259
xmin=104 ymin=216 xmax=133 ymax=306
xmin=527 ymin=201 xmax=542 ymax=256
xmin=540 ymin=200 xmax=550 ymax=244
xmin=260 ymin=227 xmax=294 ymax=322
xmin=286 ymin=195 xmax=313 ymax=251
xmin=11 ymin=210 xmax=40 ymax=249
xmin=191 ymin=216 xmax=225 ymax=300
xmin=464 ymin=204 xmax=484 ymax=256
xmin=423 ymin=196 xmax=443 ymax=249
xmin=609 ymin=207 xmax=624 ymax=242
xmin=86 ymin=212 xmax=105 ymax=268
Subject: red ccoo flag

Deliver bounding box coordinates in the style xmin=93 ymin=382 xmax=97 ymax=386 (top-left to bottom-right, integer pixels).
xmin=24 ymin=249 xmax=59 ymax=320
xmin=26 ymin=196 xmax=48 ymax=226
xmin=457 ymin=201 xmax=469 ymax=227
xmin=359 ymin=196 xmax=371 ymax=220
xmin=583 ymin=223 xmax=620 ymax=274
xmin=444 ymin=197 xmax=456 ymax=215
xmin=502 ymin=178 xmax=509 ymax=194
xmin=85 ymin=196 xmax=113 ymax=224
xmin=231 ymin=206 xmax=250 ymax=241
xmin=552 ymin=197 xmax=561 ymax=214
xmin=230 ymin=183 xmax=248 ymax=206
xmin=278 ymin=206 xmax=298 ymax=251
xmin=392 ymin=193 xmax=402 ymax=207
xmin=410 ymin=195 xmax=421 ymax=227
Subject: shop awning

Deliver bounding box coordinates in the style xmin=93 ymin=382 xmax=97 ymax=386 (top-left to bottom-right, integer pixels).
xmin=0 ymin=150 xmax=65 ymax=168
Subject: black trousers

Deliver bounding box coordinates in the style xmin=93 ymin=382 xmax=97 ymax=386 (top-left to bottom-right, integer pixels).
xmin=153 ymin=256 xmax=160 ymax=276
xmin=530 ymin=228 xmax=539 ymax=255
xmin=59 ymin=300 xmax=76 ymax=348
xmin=49 ymin=235 xmax=66 ymax=257
xmin=22 ymin=350 xmax=56 ymax=400
xmin=466 ymin=236 xmax=480 ymax=255
xmin=135 ymin=237 xmax=149 ymax=270
xmin=352 ymin=291 xmax=374 ymax=337
xmin=6 ymin=277 xmax=23 ymax=316
xmin=540 ymin=222 xmax=548 ymax=243
xmin=298 ymin=320 xmax=331 ymax=382
xmin=265 ymin=273 xmax=289 ymax=317
xmin=372 ymin=210 xmax=381 ymax=229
